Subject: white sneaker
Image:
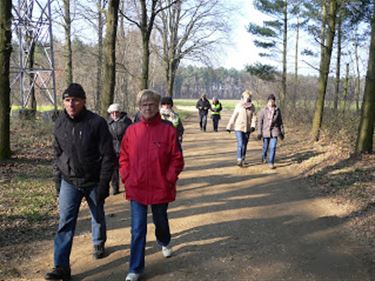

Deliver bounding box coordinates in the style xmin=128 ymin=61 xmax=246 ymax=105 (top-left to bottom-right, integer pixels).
xmin=162 ymin=245 xmax=172 ymax=258
xmin=125 ymin=273 xmax=140 ymax=281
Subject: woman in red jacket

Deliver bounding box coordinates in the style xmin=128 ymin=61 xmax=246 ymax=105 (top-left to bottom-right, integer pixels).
xmin=119 ymin=89 xmax=184 ymax=281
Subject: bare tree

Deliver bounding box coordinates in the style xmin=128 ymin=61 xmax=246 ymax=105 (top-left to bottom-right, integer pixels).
xmin=156 ymin=0 xmax=231 ymax=97
xmin=120 ymin=0 xmax=177 ymax=89
xmin=311 ymin=0 xmax=338 ymax=141
xmin=0 ymin=0 xmax=12 ymax=160
xmin=356 ymin=2 xmax=375 ymax=154
xmin=100 ymin=0 xmax=120 ymax=116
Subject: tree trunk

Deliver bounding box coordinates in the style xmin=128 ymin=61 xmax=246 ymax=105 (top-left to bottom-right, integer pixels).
xmin=96 ymin=0 xmax=104 ymax=112
xmin=293 ymin=13 xmax=300 ymax=109
xmin=356 ymin=4 xmax=375 ymax=153
xmin=342 ymin=63 xmax=349 ymax=114
xmin=26 ymin=28 xmax=36 ymax=115
xmin=311 ymin=0 xmax=337 ymax=141
xmin=100 ymin=0 xmax=120 ymax=117
xmin=168 ymin=60 xmax=180 ymax=97
xmin=333 ymin=8 xmax=342 ymax=111
xmin=64 ymin=0 xmax=73 ymax=86
xmin=141 ymin=34 xmax=150 ymax=90
xmin=0 ymin=0 xmax=12 ymax=160
xmin=354 ymin=37 xmax=361 ymax=112
xmin=281 ymin=0 xmax=288 ymax=111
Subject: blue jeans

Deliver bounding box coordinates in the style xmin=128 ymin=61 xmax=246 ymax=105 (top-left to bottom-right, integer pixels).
xmin=235 ymin=131 xmax=250 ymax=161
xmin=199 ymin=113 xmax=208 ymax=130
xmin=262 ymin=137 xmax=278 ymax=164
xmin=129 ymin=200 xmax=170 ymax=274
xmin=54 ymin=179 xmax=106 ymax=268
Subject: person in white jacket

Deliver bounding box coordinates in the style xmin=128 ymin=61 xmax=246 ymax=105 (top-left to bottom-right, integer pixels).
xmin=226 ymin=90 xmax=257 ymax=167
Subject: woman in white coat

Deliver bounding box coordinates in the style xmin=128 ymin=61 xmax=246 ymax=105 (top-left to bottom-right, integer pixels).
xmin=226 ymin=90 xmax=257 ymax=167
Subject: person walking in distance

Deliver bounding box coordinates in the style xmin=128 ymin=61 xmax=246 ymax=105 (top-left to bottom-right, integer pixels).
xmin=107 ymin=103 xmax=132 ymax=195
xmin=195 ymin=94 xmax=211 ymax=131
xmin=45 ymin=83 xmax=116 ymax=281
xmin=119 ymin=90 xmax=184 ymax=281
xmin=210 ymin=97 xmax=222 ymax=132
xmin=257 ymin=94 xmax=285 ymax=169
xmin=226 ymin=90 xmax=257 ymax=167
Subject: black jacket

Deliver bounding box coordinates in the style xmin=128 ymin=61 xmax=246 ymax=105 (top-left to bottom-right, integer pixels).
xmin=53 ymin=108 xmax=116 ymax=190
xmin=196 ymin=98 xmax=211 ymax=115
xmin=107 ymin=112 xmax=132 ymax=153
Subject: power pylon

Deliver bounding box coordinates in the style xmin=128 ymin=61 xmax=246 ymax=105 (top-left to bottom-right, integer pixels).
xmin=10 ymin=0 xmax=57 ymax=110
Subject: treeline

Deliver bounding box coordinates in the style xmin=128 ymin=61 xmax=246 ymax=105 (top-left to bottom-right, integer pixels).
xmin=13 ymin=37 xmax=356 ymax=108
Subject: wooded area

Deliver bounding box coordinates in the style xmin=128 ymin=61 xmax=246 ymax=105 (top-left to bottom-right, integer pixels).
xmin=0 ymin=0 xmax=375 ymax=160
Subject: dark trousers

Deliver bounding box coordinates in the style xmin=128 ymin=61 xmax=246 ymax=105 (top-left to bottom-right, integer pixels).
xmin=111 ymin=168 xmax=120 ymax=194
xmin=212 ymin=115 xmax=220 ymax=131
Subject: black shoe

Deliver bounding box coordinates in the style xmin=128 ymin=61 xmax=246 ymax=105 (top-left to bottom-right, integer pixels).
xmin=45 ymin=266 xmax=71 ymax=280
xmin=93 ymin=243 xmax=105 ymax=259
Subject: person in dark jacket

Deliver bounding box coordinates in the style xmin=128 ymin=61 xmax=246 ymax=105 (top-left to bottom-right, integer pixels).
xmin=45 ymin=83 xmax=116 ymax=281
xmin=119 ymin=89 xmax=184 ymax=281
xmin=210 ymin=97 xmax=222 ymax=132
xmin=257 ymin=94 xmax=285 ymax=169
xmin=107 ymin=103 xmax=132 ymax=195
xmin=195 ymin=94 xmax=211 ymax=131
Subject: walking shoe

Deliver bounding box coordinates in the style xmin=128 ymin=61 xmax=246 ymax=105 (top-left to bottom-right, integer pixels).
xmin=268 ymin=163 xmax=275 ymax=169
xmin=236 ymin=159 xmax=243 ymax=167
xmin=241 ymin=160 xmax=249 ymax=167
xmin=125 ymin=273 xmax=140 ymax=281
xmin=162 ymin=245 xmax=172 ymax=258
xmin=93 ymin=243 xmax=105 ymax=259
xmin=45 ymin=266 xmax=71 ymax=280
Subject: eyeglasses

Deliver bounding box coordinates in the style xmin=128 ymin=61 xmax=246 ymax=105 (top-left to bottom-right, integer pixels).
xmin=141 ymin=103 xmax=157 ymax=108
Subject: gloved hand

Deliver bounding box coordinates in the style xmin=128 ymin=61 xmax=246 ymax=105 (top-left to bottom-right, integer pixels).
xmin=257 ymin=134 xmax=262 ymax=140
xmin=226 ymin=129 xmax=231 ymax=133
xmin=55 ymin=180 xmax=61 ymax=197
xmin=250 ymin=127 xmax=255 ymax=133
xmin=96 ymin=182 xmax=110 ymax=203
xmin=279 ymin=133 xmax=284 ymax=140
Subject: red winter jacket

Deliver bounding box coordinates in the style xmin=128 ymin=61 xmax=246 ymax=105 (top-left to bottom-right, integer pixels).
xmin=119 ymin=113 xmax=184 ymax=205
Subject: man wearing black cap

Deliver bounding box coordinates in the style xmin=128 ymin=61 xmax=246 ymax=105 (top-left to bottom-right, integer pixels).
xmin=45 ymin=83 xmax=116 ymax=280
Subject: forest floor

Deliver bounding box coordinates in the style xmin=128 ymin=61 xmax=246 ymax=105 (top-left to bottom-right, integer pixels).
xmin=0 ymin=110 xmax=374 ymax=281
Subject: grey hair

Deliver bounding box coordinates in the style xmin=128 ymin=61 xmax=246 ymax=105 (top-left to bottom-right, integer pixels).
xmin=136 ymin=89 xmax=161 ymax=106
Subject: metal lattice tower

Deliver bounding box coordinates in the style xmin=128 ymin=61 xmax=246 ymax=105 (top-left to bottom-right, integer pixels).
xmin=10 ymin=0 xmax=57 ymax=110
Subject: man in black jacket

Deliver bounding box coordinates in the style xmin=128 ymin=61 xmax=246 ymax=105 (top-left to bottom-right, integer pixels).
xmin=45 ymin=83 xmax=116 ymax=281
xmin=195 ymin=94 xmax=211 ymax=131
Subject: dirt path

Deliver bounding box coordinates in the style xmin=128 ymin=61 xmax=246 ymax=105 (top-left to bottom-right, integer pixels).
xmin=17 ymin=112 xmax=373 ymax=281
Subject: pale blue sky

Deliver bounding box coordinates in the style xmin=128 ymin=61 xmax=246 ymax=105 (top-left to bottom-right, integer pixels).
xmin=221 ymin=0 xmax=263 ymax=70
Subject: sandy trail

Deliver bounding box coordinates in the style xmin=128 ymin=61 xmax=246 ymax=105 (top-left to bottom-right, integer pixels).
xmin=18 ymin=112 xmax=373 ymax=281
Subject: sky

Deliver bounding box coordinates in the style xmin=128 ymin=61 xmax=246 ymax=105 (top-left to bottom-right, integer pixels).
xmin=220 ymin=0 xmax=263 ymax=70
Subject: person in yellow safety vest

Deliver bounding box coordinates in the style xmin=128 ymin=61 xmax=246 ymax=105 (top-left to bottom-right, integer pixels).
xmin=210 ymin=97 xmax=222 ymax=132
xmin=160 ymin=96 xmax=184 ymax=143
